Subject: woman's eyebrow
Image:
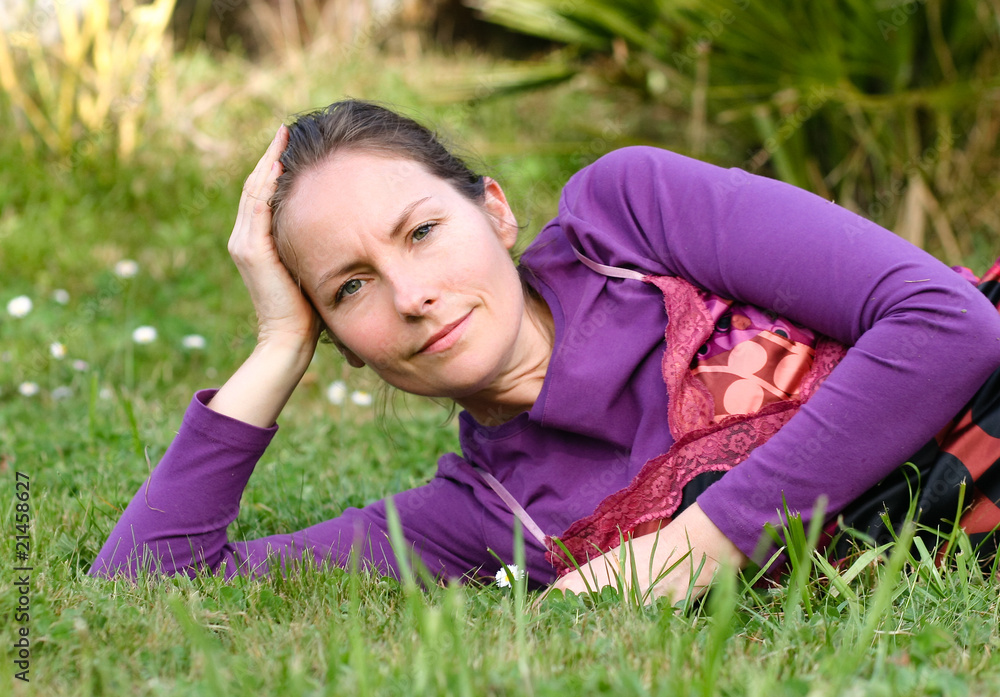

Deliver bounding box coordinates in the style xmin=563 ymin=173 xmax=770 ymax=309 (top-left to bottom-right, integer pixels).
xmin=314 ymin=196 xmax=433 ymax=293
xmin=388 ymin=196 xmax=432 ymax=240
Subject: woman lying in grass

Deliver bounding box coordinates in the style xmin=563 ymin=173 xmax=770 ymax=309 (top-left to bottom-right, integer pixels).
xmin=91 ymin=100 xmax=1000 ymax=598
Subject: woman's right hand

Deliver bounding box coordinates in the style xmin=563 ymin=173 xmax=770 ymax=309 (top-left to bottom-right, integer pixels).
xmin=228 ymin=125 xmax=321 ymax=352
xmin=207 ymin=125 xmax=321 ymax=427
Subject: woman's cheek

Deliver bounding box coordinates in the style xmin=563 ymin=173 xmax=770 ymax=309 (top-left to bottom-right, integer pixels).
xmin=361 ymin=325 xmax=400 ymax=367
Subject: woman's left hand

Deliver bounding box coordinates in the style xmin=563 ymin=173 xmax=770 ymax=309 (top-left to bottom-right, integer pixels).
xmin=548 ymin=502 xmax=748 ymax=603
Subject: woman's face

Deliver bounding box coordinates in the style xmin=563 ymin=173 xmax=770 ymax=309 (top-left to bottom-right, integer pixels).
xmin=281 ymin=151 xmax=529 ymax=399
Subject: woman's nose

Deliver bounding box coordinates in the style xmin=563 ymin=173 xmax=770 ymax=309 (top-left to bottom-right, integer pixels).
xmin=389 ymin=269 xmax=438 ymax=318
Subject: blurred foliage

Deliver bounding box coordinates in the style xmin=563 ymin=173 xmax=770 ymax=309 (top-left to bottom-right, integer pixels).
xmin=0 ymin=0 xmax=176 ymax=160
xmin=1 ymin=0 xmax=997 ymax=267
xmin=472 ymin=0 xmax=1000 ymax=262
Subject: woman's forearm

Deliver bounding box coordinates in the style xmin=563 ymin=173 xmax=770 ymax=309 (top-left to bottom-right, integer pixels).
xmin=207 ymin=336 xmax=316 ymax=428
xmin=89 ymin=390 xmax=278 ymax=580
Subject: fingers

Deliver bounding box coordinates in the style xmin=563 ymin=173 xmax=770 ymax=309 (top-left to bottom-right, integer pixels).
xmin=230 ymin=125 xmax=289 ymax=261
xmin=241 ymin=127 xmax=287 ymax=220
xmin=547 ymin=541 xmax=707 ymax=603
xmin=550 ymin=561 xmax=615 ymax=596
xmin=242 ymin=125 xmax=288 ymax=198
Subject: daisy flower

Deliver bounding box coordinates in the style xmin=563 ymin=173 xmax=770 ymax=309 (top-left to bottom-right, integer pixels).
xmin=18 ymin=382 xmax=39 ymax=397
xmin=51 ymin=386 xmax=72 ymax=401
xmin=350 ymin=390 xmax=373 ymax=407
xmin=114 ymin=259 xmax=139 ymax=278
xmin=7 ymin=295 xmax=32 ymax=318
xmin=181 ymin=334 xmax=207 ymax=350
xmin=52 ymin=289 xmax=70 ymax=305
xmin=495 ymin=564 xmax=524 ymax=588
xmin=132 ymin=326 xmax=157 ymax=344
xmin=50 ymin=342 xmax=67 ymax=359
xmin=326 ymin=380 xmax=347 ymax=405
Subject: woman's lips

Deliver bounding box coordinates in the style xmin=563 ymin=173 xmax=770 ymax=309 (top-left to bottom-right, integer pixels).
xmin=419 ymin=311 xmax=472 ymax=354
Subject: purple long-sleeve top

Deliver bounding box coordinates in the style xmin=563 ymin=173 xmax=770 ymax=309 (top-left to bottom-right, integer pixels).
xmin=90 ymin=147 xmax=1000 ymax=587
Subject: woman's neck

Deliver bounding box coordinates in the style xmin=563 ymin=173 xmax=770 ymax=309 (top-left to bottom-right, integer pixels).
xmin=457 ymin=291 xmax=554 ymax=426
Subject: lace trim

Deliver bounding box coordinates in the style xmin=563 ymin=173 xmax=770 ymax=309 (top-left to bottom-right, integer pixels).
xmin=545 ymin=402 xmax=799 ymax=570
xmin=545 ymin=275 xmax=848 ymax=575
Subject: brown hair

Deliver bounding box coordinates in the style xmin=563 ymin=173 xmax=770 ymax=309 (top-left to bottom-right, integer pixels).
xmin=270 ymin=99 xmax=487 ymax=273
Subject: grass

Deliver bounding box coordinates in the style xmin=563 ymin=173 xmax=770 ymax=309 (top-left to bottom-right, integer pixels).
xmin=2 ymin=28 xmax=1000 ymax=697
xmin=3 ymin=478 xmax=1000 ymax=696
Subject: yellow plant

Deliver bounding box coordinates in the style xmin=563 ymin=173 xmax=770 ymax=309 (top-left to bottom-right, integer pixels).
xmin=0 ymin=0 xmax=176 ymax=160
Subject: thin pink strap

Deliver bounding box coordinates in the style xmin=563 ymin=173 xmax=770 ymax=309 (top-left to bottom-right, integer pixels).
xmin=572 ymin=245 xmax=648 ymax=281
xmin=473 ymin=466 xmax=549 ymax=545
xmin=472 ymin=247 xmax=644 ymax=546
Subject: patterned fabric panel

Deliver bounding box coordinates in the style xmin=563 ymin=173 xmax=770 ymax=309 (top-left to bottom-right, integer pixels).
xmin=691 ymin=294 xmax=818 ymax=419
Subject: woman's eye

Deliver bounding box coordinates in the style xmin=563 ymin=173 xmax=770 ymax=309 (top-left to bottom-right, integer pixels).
xmin=412 ymin=222 xmax=435 ymax=241
xmin=336 ymin=279 xmax=364 ymax=301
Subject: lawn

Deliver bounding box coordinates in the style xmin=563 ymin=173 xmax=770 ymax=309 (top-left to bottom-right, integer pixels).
xmin=2 ymin=17 xmax=1000 ymax=697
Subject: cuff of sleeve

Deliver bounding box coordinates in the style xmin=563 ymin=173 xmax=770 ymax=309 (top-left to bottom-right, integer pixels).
xmin=186 ymin=389 xmax=279 ymax=452
xmin=697 ymin=485 xmax=775 ymax=564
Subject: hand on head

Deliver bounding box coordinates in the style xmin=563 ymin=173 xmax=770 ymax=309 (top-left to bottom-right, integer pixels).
xmin=228 ymin=124 xmax=322 ymax=353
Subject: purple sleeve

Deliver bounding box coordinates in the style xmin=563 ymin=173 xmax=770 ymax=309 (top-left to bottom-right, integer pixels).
xmin=88 ymin=390 xmax=493 ymax=582
xmin=559 ymin=146 xmax=1000 ymax=558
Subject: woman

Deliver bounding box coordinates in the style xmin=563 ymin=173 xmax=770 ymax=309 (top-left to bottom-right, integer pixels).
xmin=90 ymin=100 xmax=1000 ymax=600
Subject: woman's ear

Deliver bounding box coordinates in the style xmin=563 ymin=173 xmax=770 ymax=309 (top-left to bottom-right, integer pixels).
xmin=338 ymin=346 xmax=365 ymax=369
xmin=330 ymin=334 xmax=366 ymax=368
xmin=482 ymin=177 xmax=519 ymax=251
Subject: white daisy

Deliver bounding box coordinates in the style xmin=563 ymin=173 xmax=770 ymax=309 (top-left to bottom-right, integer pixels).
xmin=495 ymin=564 xmax=524 ymax=588
xmin=181 ymin=334 xmax=207 ymax=350
xmin=18 ymin=382 xmax=39 ymax=397
xmin=51 ymin=385 xmax=72 ymax=401
xmin=7 ymin=295 xmax=32 ymax=318
xmin=50 ymin=342 xmax=67 ymax=359
xmin=52 ymin=289 xmax=70 ymax=305
xmin=114 ymin=259 xmax=139 ymax=278
xmin=350 ymin=390 xmax=373 ymax=407
xmin=132 ymin=326 xmax=157 ymax=344
xmin=72 ymin=359 xmax=90 ymax=372
xmin=326 ymin=380 xmax=347 ymax=405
